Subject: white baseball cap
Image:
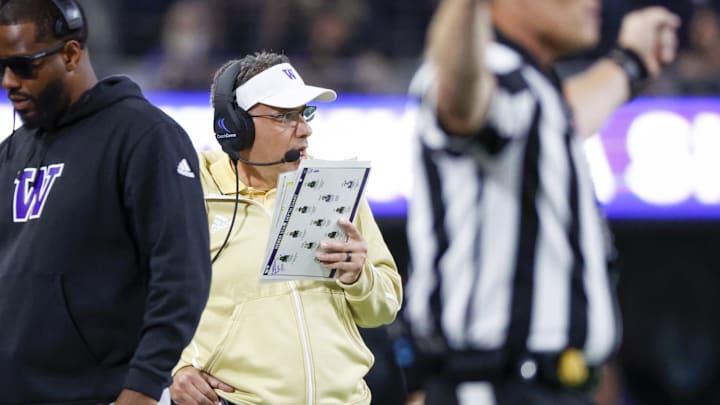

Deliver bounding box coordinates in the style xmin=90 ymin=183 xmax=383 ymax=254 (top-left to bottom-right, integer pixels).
xmin=234 ymin=63 xmax=337 ymax=110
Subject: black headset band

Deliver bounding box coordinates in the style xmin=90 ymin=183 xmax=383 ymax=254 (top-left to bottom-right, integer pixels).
xmin=212 ymin=62 xmax=243 ymax=116
xmin=51 ymin=0 xmax=84 ymax=38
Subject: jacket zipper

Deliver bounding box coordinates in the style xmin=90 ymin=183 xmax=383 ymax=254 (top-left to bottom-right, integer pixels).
xmin=206 ymin=193 xmax=316 ymax=403
xmin=290 ymin=280 xmax=314 ymax=405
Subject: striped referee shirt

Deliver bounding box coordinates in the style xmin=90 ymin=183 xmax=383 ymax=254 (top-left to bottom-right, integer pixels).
xmin=405 ymin=36 xmax=620 ymax=366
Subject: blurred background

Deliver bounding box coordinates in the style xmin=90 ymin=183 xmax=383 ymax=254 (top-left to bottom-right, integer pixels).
xmin=77 ymin=0 xmax=720 ymax=96
xmin=62 ymin=0 xmax=720 ymax=404
xmin=5 ymin=0 xmax=720 ymax=404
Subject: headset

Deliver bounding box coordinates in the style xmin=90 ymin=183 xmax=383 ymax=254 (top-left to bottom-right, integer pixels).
xmin=209 ymin=62 xmax=252 ymax=264
xmin=212 ymin=62 xmax=256 ymax=158
xmin=50 ymin=0 xmax=84 ymax=39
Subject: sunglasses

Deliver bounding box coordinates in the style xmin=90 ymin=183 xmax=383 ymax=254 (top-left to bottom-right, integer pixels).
xmin=0 ymin=42 xmax=66 ymax=80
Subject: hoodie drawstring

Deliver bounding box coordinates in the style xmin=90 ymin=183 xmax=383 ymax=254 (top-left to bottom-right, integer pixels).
xmin=11 ymin=129 xmax=50 ymax=188
xmin=5 ymin=110 xmax=16 ymax=162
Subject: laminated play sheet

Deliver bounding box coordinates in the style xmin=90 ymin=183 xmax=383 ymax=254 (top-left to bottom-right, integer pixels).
xmin=260 ymin=159 xmax=371 ymax=282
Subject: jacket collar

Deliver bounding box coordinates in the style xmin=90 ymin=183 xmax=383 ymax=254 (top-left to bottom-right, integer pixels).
xmin=208 ymin=155 xmax=276 ymax=198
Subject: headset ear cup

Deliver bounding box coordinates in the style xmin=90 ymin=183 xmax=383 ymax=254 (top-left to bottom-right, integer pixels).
xmin=212 ymin=61 xmax=257 ymax=157
xmin=54 ymin=19 xmax=66 ymax=37
xmin=232 ymin=106 xmax=255 ymax=150
xmin=213 ymin=102 xmax=255 ymax=152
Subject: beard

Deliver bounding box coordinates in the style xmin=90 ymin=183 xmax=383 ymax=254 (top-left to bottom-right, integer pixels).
xmin=17 ymin=78 xmax=70 ymax=130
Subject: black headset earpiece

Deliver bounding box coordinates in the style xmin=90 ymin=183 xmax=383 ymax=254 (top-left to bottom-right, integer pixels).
xmin=212 ymin=62 xmax=255 ymax=160
xmin=50 ymin=0 xmax=84 ymax=38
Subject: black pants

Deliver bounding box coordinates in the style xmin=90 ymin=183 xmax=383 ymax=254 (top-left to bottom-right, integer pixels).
xmin=424 ymin=378 xmax=595 ymax=405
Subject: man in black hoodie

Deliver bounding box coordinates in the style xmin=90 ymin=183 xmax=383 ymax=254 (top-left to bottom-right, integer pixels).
xmin=0 ymin=0 xmax=211 ymax=403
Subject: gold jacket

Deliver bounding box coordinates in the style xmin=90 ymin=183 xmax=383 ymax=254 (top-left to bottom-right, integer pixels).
xmin=174 ymin=151 xmax=403 ymax=405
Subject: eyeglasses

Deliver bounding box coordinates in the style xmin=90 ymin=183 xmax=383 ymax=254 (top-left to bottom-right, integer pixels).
xmin=250 ymin=105 xmax=317 ymax=126
xmin=0 ymin=42 xmax=66 ymax=80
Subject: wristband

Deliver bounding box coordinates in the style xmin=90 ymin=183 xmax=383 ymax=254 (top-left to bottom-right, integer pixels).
xmin=607 ymin=46 xmax=650 ymax=98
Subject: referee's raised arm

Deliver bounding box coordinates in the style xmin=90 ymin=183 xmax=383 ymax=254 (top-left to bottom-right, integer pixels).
xmin=564 ymin=6 xmax=680 ymax=138
xmin=428 ymin=0 xmax=496 ymax=136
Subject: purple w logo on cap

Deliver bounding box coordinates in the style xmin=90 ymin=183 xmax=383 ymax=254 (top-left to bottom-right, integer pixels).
xmin=282 ymin=69 xmax=297 ymax=80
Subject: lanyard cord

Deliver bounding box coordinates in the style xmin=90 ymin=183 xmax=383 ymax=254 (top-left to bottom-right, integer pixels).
xmin=211 ymin=161 xmax=240 ymax=264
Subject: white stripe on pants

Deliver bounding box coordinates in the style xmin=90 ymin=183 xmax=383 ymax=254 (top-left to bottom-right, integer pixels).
xmin=457 ymin=382 xmax=496 ymax=405
xmin=108 ymin=388 xmax=171 ymax=405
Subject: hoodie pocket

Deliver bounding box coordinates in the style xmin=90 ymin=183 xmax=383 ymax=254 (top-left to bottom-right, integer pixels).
xmin=0 ymin=272 xmax=99 ymax=373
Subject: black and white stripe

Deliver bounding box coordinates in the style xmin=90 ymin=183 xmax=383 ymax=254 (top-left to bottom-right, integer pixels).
xmin=406 ymin=41 xmax=619 ymax=366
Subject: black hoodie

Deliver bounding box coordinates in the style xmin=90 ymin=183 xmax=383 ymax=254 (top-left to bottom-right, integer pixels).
xmin=0 ymin=76 xmax=211 ymax=403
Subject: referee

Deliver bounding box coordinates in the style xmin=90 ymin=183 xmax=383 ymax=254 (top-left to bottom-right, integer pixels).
xmin=404 ymin=1 xmax=679 ymax=404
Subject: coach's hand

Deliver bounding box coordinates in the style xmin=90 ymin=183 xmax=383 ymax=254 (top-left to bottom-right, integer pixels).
xmin=170 ymin=366 xmax=235 ymax=405
xmin=316 ymin=218 xmax=368 ymax=285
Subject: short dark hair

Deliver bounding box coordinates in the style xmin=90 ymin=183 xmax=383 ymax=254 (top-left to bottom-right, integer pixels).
xmin=0 ymin=0 xmax=88 ymax=45
xmin=210 ymin=51 xmax=290 ymax=106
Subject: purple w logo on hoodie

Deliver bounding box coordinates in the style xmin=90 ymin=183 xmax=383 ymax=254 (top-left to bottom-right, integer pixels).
xmin=13 ymin=164 xmax=64 ymax=222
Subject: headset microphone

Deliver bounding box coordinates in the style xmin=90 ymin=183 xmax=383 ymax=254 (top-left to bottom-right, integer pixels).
xmin=211 ymin=147 xmax=300 ymax=264
xmin=232 ymin=149 xmax=301 ymax=167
